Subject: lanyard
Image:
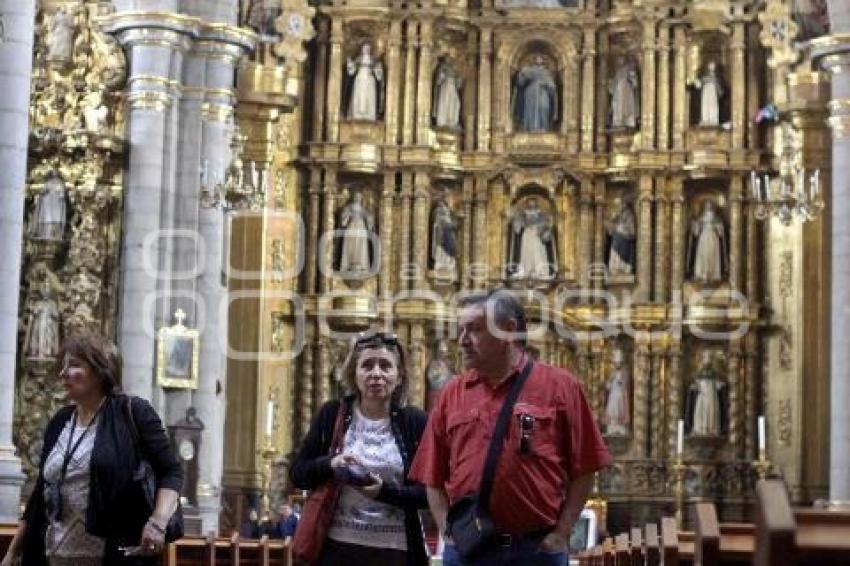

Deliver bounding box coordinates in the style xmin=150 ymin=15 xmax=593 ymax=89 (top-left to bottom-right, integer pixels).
xmin=59 ymin=401 xmax=104 ymax=484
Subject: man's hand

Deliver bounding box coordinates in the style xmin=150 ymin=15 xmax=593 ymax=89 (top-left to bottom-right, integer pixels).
xmin=538 ymin=530 xmax=569 ymax=553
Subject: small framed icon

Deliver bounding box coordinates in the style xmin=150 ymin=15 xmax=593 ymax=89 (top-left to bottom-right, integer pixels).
xmin=156 ymin=309 xmax=200 ymax=390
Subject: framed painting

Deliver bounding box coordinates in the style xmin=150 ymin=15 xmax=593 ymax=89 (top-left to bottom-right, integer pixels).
xmin=157 ymin=313 xmax=200 ymax=389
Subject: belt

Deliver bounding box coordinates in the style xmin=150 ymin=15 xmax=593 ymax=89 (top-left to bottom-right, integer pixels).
xmin=496 ymin=527 xmax=553 ymax=547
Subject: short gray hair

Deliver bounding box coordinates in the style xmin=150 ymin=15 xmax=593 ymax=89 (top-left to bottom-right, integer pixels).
xmin=457 ymin=290 xmax=528 ymax=346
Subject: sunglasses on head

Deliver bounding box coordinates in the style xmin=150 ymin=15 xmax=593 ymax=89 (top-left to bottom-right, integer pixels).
xmin=355 ymin=331 xmax=399 ymax=348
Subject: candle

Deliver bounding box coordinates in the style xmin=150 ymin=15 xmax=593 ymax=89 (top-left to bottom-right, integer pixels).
xmin=762 ymin=174 xmax=771 ymax=201
xmin=677 ymin=419 xmax=684 ymax=456
xmin=758 ymin=415 xmax=766 ymax=453
xmin=265 ymin=399 xmax=274 ymax=437
xmin=750 ymin=171 xmax=759 ymax=200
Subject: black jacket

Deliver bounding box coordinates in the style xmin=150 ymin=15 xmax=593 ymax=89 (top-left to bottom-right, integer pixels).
xmin=290 ymin=397 xmax=429 ymax=566
xmin=21 ymin=393 xmax=183 ymax=565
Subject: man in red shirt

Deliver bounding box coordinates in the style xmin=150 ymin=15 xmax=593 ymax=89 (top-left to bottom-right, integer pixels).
xmin=409 ymin=291 xmax=611 ymax=565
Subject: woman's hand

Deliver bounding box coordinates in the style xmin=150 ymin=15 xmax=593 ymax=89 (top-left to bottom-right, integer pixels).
xmin=355 ymin=472 xmax=383 ymax=499
xmin=138 ymin=516 xmax=167 ymax=555
xmin=330 ymin=453 xmax=360 ymax=469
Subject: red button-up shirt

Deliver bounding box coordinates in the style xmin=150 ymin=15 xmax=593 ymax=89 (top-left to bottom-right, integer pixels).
xmin=409 ymin=356 xmax=612 ymax=535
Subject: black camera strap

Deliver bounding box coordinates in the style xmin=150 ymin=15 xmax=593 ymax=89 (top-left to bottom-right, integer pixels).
xmin=59 ymin=401 xmax=104 ymax=484
xmin=478 ymin=357 xmax=534 ymax=512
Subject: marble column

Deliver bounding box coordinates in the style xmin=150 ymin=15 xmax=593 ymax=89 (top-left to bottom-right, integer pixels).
xmin=822 ymin=34 xmax=850 ymax=498
xmin=0 ymin=0 xmax=33 ymax=520
xmin=107 ymin=25 xmax=192 ymax=400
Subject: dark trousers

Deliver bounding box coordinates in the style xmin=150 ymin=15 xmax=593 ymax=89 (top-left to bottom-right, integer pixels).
xmin=442 ymin=540 xmax=568 ymax=566
xmin=318 ymin=538 xmax=408 ymax=566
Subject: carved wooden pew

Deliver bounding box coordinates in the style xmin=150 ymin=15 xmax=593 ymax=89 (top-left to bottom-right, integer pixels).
xmin=756 ymin=478 xmax=850 ymax=566
xmin=163 ymin=533 xmax=291 ymax=566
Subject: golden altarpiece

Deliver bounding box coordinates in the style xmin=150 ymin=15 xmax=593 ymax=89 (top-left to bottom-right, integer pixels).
xmin=12 ymin=0 xmax=832 ymax=533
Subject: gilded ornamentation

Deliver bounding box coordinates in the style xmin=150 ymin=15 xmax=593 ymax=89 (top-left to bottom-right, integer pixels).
xmin=273 ymin=0 xmax=316 ymax=66
xmin=758 ymin=1 xmax=800 ymax=69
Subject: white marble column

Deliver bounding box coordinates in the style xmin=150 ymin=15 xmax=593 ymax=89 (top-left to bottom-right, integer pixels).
xmin=0 ymin=0 xmax=33 ymax=521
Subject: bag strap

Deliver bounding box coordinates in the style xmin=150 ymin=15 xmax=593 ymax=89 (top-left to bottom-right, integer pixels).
xmin=328 ymin=400 xmax=347 ymax=455
xmin=478 ymin=358 xmax=534 ymax=511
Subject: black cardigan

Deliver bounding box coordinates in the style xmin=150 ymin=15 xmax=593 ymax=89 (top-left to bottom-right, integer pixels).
xmin=21 ymin=393 xmax=183 ymax=565
xmin=290 ymin=396 xmax=429 ymax=566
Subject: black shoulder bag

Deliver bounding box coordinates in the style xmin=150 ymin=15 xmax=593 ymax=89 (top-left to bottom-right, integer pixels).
xmin=125 ymin=395 xmax=185 ymax=543
xmin=445 ymin=359 xmax=534 ymax=560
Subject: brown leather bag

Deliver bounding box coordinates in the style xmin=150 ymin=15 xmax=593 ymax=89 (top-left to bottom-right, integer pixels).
xmin=292 ymin=402 xmax=346 ymax=565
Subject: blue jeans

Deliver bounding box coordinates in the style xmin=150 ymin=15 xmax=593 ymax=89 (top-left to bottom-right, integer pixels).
xmin=442 ymin=541 xmax=568 ymax=566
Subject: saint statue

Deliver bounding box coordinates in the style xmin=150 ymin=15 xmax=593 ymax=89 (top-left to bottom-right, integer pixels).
xmin=430 ymin=201 xmax=458 ymax=273
xmin=432 ymin=60 xmax=463 ymax=129
xmin=508 ymin=197 xmax=557 ymax=280
xmin=345 ymin=44 xmax=383 ymax=121
xmin=81 ymin=90 xmax=108 ymax=132
xmin=334 ymin=192 xmax=376 ymax=275
xmin=604 ymin=348 xmax=630 ymax=436
xmin=606 ymin=199 xmax=636 ymax=276
xmin=426 ymin=340 xmax=454 ymax=410
xmin=693 ymin=61 xmax=724 ymax=127
xmin=609 ymin=57 xmax=639 ymax=129
xmin=687 ymin=200 xmax=727 ymax=284
xmin=24 ymin=283 xmax=61 ymax=361
xmin=685 ymin=351 xmax=727 ymax=436
xmin=32 ymin=170 xmax=67 ymax=241
xmin=47 ymin=6 xmax=75 ymax=62
xmin=512 ymin=55 xmax=558 ymax=133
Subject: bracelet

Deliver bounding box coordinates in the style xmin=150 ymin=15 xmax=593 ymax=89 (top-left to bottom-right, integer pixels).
xmin=147 ymin=519 xmax=166 ymax=535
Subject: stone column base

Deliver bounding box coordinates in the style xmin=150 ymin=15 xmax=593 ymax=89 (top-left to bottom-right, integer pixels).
xmin=0 ymin=447 xmax=25 ymax=522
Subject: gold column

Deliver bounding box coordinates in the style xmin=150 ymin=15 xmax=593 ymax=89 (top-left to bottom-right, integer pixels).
xmin=300 ymin=323 xmax=315 ymax=440
xmin=596 ymin=30 xmax=610 ymax=151
xmin=581 ymin=28 xmax=596 ymax=152
xmin=640 ymin=19 xmax=657 ymax=150
xmin=729 ymin=175 xmax=743 ymax=291
xmin=306 ymin=168 xmax=322 ymax=294
xmin=464 ymin=31 xmax=478 ymax=152
xmin=315 ymin=339 xmax=330 ymax=409
xmin=461 ymin=176 xmax=474 ymax=285
xmin=413 ymin=171 xmax=431 ymax=289
xmin=593 ymin=179 xmax=606 ymax=292
xmin=385 ymin=19 xmax=403 ymax=145
xmin=320 ymin=169 xmax=337 ymax=293
xmin=399 ymin=173 xmax=413 ymax=289
xmin=746 ymin=22 xmax=761 ymax=150
xmin=669 ymin=176 xmax=685 ymax=294
xmin=579 ymin=180 xmax=594 ymax=290
xmin=650 ymin=342 xmax=665 ymax=460
xmin=409 ymin=324 xmax=425 ymax=407
xmin=589 ymin=339 xmax=605 ymax=417
xmin=728 ymin=339 xmax=743 ymax=459
xmin=744 ymin=333 xmax=758 ymax=460
xmin=637 ymin=175 xmax=653 ymax=301
xmin=633 ymin=336 xmax=651 ymax=458
xmin=416 ymin=18 xmax=434 ymax=146
xmin=477 ymin=27 xmax=493 ymax=152
xmin=666 ymin=342 xmax=682 ymax=460
xmin=380 ymin=171 xmax=395 ymax=297
xmin=657 ymin=24 xmax=671 ymax=151
xmin=402 ymin=21 xmax=418 ymax=146
xmin=312 ymin=19 xmax=329 ymax=142
xmin=672 ymin=26 xmax=687 ymax=151
xmin=326 ymin=19 xmax=344 ymax=142
xmin=473 ymin=176 xmax=488 ymax=288
xmin=731 ymin=21 xmax=746 ymax=150
xmin=654 ymin=179 xmax=669 ymax=302
xmin=745 ymin=186 xmax=758 ymax=300
xmin=488 ymin=180 xmax=506 ymax=280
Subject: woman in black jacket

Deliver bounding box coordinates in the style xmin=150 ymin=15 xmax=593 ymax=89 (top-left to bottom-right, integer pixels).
xmin=1 ymin=333 xmax=183 ymax=566
xmin=290 ymin=332 xmax=430 ymax=566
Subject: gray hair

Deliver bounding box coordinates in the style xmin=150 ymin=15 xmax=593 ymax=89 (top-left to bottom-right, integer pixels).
xmin=457 ymin=290 xmax=528 ymax=346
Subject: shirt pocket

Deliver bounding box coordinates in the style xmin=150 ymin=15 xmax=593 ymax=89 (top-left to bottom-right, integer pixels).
xmin=511 ymin=404 xmax=558 ymax=457
xmin=446 ymin=410 xmax=481 ymax=467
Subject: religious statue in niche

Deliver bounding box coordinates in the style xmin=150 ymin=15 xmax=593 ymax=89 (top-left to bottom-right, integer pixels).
xmin=691 ymin=61 xmax=725 ymax=127
xmin=793 ymin=0 xmax=829 ymax=40
xmin=429 ymin=200 xmax=459 ymax=274
xmin=333 ymin=192 xmax=377 ymax=275
xmin=687 ymin=200 xmax=727 ymax=284
xmin=24 ymin=282 xmax=61 ymax=361
xmin=605 ymin=198 xmax=636 ymax=277
xmin=81 ymin=90 xmax=108 ymax=133
xmin=426 ymin=340 xmax=454 ymax=410
xmin=47 ymin=6 xmax=75 ymax=63
xmin=512 ymin=55 xmax=558 ymax=133
xmin=345 ymin=43 xmax=384 ymax=121
xmin=244 ymin=0 xmax=281 ymax=42
xmin=603 ymin=347 xmax=630 ymax=436
xmin=432 ymin=59 xmax=463 ymax=129
xmin=31 ymin=170 xmax=67 ymax=241
xmin=507 ymin=196 xmax=557 ymax=280
xmin=685 ymin=350 xmax=728 ymax=436
xmin=609 ymin=56 xmax=640 ymax=130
